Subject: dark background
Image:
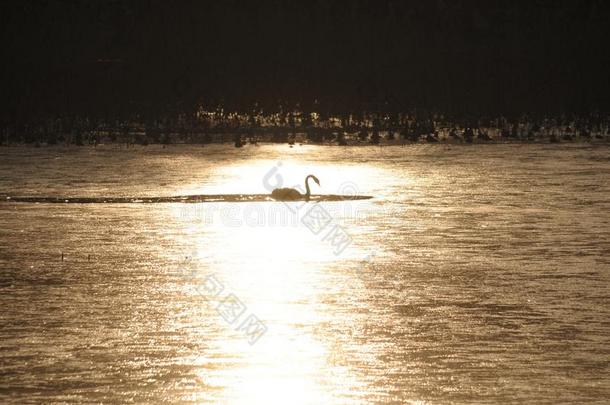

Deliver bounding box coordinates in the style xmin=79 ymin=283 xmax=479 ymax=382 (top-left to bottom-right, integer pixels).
xmin=1 ymin=0 xmax=609 ymax=120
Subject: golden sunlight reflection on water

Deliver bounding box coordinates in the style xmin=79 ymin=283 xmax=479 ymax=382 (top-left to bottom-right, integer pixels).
xmin=180 ymin=213 xmax=369 ymax=402
xmin=2 ymin=145 xmax=610 ymax=404
xmin=171 ymin=158 xmax=376 ymax=403
xmin=186 ymin=157 xmax=383 ymax=196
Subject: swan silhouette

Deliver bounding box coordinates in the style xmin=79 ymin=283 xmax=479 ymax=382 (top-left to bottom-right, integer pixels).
xmin=271 ymin=174 xmax=320 ymax=201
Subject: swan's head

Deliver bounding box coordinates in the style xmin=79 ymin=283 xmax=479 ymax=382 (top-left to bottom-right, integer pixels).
xmin=308 ymin=174 xmax=320 ymax=186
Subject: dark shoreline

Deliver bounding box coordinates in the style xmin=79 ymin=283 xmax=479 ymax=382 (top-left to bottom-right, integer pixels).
xmin=2 ymin=111 xmax=609 ymax=147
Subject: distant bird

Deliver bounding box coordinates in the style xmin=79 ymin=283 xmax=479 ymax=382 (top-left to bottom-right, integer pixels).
xmin=271 ymin=174 xmax=320 ymax=201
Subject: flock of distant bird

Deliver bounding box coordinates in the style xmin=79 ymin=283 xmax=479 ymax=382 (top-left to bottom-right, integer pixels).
xmin=407 ymin=126 xmax=609 ymax=144
xmin=232 ymin=125 xmax=609 ymax=147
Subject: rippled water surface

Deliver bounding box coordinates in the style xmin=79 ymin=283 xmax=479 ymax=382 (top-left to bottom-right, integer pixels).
xmin=1 ymin=144 xmax=609 ymax=404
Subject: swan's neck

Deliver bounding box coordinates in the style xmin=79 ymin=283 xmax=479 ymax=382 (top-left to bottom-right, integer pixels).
xmin=304 ymin=176 xmax=312 ymax=200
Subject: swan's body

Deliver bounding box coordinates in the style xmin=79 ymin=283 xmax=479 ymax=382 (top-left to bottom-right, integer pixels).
xmin=271 ymin=174 xmax=320 ymax=201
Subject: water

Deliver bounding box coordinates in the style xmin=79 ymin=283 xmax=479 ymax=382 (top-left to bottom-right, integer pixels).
xmin=1 ymin=144 xmax=609 ymax=404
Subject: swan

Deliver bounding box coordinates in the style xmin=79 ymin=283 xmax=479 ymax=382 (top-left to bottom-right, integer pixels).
xmin=271 ymin=174 xmax=320 ymax=201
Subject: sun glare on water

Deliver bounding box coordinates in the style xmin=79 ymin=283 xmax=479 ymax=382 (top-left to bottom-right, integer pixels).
xmin=170 ymin=158 xmax=380 ymax=403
